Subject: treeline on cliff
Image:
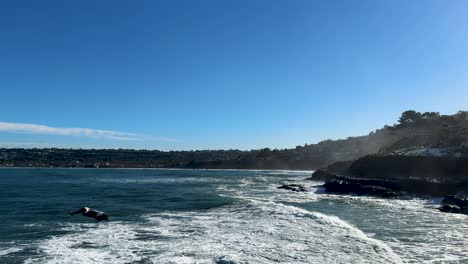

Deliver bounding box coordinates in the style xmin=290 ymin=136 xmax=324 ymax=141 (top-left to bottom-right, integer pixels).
xmin=1 ymin=110 xmax=467 ymax=169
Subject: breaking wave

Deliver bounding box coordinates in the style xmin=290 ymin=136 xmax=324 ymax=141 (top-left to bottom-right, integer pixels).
xmin=25 ymin=198 xmax=401 ymax=264
xmin=4 ymin=168 xmax=467 ymax=264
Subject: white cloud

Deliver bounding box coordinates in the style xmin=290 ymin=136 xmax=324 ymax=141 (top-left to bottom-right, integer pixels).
xmin=0 ymin=141 xmax=72 ymax=148
xmin=0 ymin=121 xmax=139 ymax=141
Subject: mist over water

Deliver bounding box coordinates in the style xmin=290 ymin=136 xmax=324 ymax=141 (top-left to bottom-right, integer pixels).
xmin=0 ymin=168 xmax=467 ymax=263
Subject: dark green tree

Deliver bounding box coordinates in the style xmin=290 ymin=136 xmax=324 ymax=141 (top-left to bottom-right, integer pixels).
xmin=422 ymin=112 xmax=440 ymax=119
xmin=398 ymin=110 xmax=423 ymax=124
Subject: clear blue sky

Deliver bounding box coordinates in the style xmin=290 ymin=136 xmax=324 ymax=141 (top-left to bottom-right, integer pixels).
xmin=0 ymin=0 xmax=467 ymax=150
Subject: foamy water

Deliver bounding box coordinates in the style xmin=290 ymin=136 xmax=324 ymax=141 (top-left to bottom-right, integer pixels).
xmin=0 ymin=168 xmax=467 ymax=263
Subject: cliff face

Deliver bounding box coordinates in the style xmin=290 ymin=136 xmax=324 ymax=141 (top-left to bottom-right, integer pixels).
xmin=348 ymin=156 xmax=468 ymax=181
xmin=312 ymin=155 xmax=468 ymax=196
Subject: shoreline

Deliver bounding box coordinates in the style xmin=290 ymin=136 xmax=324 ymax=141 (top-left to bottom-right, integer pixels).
xmin=0 ymin=166 xmax=315 ymax=173
xmin=308 ymin=155 xmax=468 ymax=215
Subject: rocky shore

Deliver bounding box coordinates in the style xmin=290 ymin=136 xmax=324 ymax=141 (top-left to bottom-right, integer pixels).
xmin=277 ymin=184 xmax=309 ymax=192
xmin=308 ymin=155 xmax=468 ymax=215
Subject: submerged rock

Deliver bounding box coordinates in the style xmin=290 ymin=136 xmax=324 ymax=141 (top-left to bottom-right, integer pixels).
xmin=277 ymin=184 xmax=309 ymax=192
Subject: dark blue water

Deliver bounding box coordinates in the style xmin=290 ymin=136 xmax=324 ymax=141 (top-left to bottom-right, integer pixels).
xmin=0 ymin=169 xmax=240 ymax=263
xmin=0 ymin=168 xmax=467 ymax=264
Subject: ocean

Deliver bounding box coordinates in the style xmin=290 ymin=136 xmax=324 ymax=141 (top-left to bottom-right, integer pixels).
xmin=0 ymin=168 xmax=467 ymax=264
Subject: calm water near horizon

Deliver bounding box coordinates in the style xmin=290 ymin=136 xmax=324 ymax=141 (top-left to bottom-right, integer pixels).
xmin=0 ymin=168 xmax=467 ymax=264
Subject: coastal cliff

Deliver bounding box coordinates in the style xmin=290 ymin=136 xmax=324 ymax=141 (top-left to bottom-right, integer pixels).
xmin=312 ymin=155 xmax=468 ymax=196
xmin=305 ymin=110 xmax=468 ymax=213
xmin=310 ymin=155 xmax=468 ymax=214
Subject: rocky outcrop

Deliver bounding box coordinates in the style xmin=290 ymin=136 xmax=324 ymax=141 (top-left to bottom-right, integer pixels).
xmin=277 ymin=184 xmax=309 ymax=192
xmin=308 ymin=155 xmax=468 ymax=214
xmin=346 ymin=155 xmax=468 ymax=196
xmin=323 ymin=180 xmax=397 ymax=198
xmin=309 ymin=169 xmax=337 ymax=181
xmin=311 ymin=155 xmax=468 ymax=195
xmin=348 ymin=156 xmax=468 ymax=181
xmin=439 ymin=195 xmax=468 ymax=214
xmin=321 ymin=175 xmax=399 ymax=198
xmin=309 ymin=160 xmax=354 ymax=181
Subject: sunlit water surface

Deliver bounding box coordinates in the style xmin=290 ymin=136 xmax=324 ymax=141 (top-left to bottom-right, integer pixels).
xmin=0 ymin=168 xmax=467 ymax=263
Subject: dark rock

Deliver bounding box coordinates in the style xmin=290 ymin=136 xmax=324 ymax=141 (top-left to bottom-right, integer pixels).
xmin=323 ymin=180 xmax=398 ymax=198
xmin=312 ymin=156 xmax=468 ymax=196
xmin=462 ymin=207 xmax=468 ymax=214
xmin=442 ymin=195 xmax=468 ymax=207
xmin=308 ymin=160 xmax=354 ymax=181
xmin=337 ymin=155 xmax=468 ymax=196
xmin=440 ymin=194 xmax=468 ymax=214
xmin=331 ymin=176 xmax=400 ymax=190
xmin=309 ymin=169 xmax=337 ymax=181
xmin=348 ymin=155 xmax=468 ymax=184
xmin=277 ymin=184 xmax=309 ymax=192
xmin=312 ymin=155 xmax=468 ymax=213
xmin=440 ymin=204 xmax=453 ymax=212
xmin=360 ymin=185 xmax=398 ymax=198
xmin=440 ymin=204 xmax=461 ymax=214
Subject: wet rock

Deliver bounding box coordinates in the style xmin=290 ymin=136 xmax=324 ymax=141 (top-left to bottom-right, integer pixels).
xmin=440 ymin=195 xmax=468 ymax=214
xmin=323 ymin=180 xmax=398 ymax=198
xmin=440 ymin=204 xmax=460 ymax=213
xmin=277 ymin=184 xmax=309 ymax=192
xmin=442 ymin=195 xmax=468 ymax=207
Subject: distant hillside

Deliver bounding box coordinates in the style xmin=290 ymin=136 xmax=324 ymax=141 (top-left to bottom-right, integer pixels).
xmin=1 ymin=110 xmax=467 ymax=169
xmin=187 ymin=110 xmax=468 ymax=169
xmin=380 ymin=110 xmax=468 ymax=153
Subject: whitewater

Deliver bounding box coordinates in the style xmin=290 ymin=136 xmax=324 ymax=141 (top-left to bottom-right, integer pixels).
xmin=0 ymin=168 xmax=467 ymax=263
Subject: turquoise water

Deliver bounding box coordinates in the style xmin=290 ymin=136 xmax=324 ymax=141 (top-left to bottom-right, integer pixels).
xmin=0 ymin=168 xmax=467 ymax=263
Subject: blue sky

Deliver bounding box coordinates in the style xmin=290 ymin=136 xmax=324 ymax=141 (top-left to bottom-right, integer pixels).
xmin=0 ymin=0 xmax=467 ymax=150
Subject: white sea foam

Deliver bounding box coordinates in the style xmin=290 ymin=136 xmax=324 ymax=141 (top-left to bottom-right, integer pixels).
xmin=25 ymin=199 xmax=401 ymax=264
xmin=24 ymin=222 xmax=146 ymax=264
xmin=0 ymin=246 xmax=22 ymax=256
xmin=145 ymin=199 xmax=402 ymax=264
xmin=216 ymin=173 xmax=322 ymax=204
xmin=315 ymin=191 xmax=468 ymax=263
xmin=20 ymin=170 xmax=468 ymax=264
